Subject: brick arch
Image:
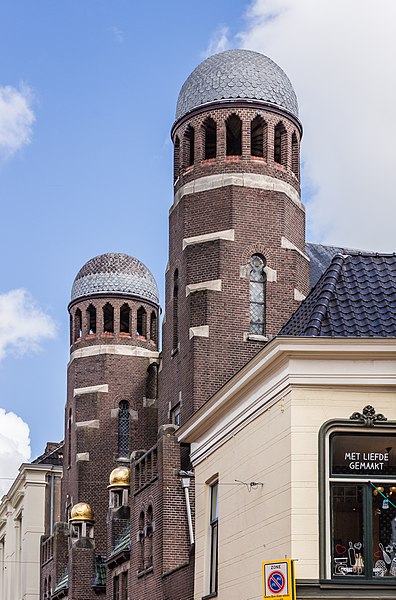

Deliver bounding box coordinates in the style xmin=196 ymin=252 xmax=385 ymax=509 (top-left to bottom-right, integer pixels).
xmin=274 ymin=120 xmax=288 ymax=167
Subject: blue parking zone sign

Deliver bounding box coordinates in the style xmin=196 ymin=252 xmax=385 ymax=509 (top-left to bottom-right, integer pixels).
xmin=262 ymin=559 xmax=295 ymax=599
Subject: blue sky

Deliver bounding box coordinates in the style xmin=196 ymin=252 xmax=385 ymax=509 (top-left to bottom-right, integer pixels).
xmin=2 ymin=0 xmax=396 ymax=476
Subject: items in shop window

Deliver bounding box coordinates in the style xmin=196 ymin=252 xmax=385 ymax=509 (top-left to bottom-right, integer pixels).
xmin=374 ymin=559 xmax=387 ymax=576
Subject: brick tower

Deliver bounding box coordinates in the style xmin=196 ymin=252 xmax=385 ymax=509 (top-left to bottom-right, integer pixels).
xmin=43 ymin=253 xmax=160 ymax=599
xmin=159 ymin=49 xmax=309 ymax=427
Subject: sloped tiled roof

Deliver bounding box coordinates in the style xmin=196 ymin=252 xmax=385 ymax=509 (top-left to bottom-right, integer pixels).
xmin=305 ymin=242 xmax=367 ymax=288
xmin=110 ymin=524 xmax=131 ymax=557
xmin=281 ymin=253 xmax=396 ymax=337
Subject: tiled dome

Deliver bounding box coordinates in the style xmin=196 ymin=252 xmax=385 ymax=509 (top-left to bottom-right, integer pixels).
xmin=176 ymin=49 xmax=298 ymax=121
xmin=71 ymin=253 xmax=159 ymax=305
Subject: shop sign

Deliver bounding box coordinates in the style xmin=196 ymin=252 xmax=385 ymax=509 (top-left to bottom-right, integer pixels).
xmin=262 ymin=559 xmax=296 ymax=599
xmin=331 ymin=433 xmax=396 ymax=476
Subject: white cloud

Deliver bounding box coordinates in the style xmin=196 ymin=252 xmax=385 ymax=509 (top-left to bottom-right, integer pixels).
xmin=237 ymin=0 xmax=396 ymax=251
xmin=0 ymin=289 xmax=56 ymax=361
xmin=0 ymin=84 xmax=35 ymax=159
xmin=110 ymin=26 xmax=125 ymax=45
xmin=0 ymin=408 xmax=31 ymax=497
xmin=202 ymin=25 xmax=231 ymax=58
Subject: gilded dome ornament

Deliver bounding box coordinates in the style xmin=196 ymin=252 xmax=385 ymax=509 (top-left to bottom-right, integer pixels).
xmin=70 ymin=502 xmax=94 ymax=522
xmin=108 ymin=466 xmax=131 ymax=488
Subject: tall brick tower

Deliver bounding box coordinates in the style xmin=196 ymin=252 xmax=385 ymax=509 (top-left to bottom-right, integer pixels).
xmin=159 ymin=49 xmax=309 ymax=426
xmin=44 ymin=253 xmax=160 ymax=599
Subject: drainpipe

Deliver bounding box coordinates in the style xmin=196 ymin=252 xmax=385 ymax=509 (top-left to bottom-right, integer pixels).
xmin=50 ymin=473 xmax=55 ymax=535
xmin=181 ymin=477 xmax=194 ymax=546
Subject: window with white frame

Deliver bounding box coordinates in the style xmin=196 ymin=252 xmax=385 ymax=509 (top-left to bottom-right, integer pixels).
xmin=209 ymin=481 xmax=219 ymax=595
xmin=321 ymin=406 xmax=396 ymax=581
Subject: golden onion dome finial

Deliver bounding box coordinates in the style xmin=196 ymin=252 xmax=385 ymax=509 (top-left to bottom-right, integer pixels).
xmin=108 ymin=466 xmax=130 ymax=488
xmin=70 ymin=502 xmax=94 ymax=522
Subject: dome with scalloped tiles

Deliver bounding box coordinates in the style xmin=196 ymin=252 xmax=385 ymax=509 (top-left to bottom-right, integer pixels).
xmin=176 ymin=49 xmax=298 ymax=121
xmin=71 ymin=253 xmax=159 ymax=305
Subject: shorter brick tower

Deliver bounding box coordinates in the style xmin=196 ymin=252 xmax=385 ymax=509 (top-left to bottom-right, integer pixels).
xmin=43 ymin=253 xmax=160 ymax=599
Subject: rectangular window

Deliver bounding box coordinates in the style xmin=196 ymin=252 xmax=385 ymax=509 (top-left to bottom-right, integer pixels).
xmin=171 ymin=404 xmax=181 ymax=427
xmin=209 ymin=481 xmax=219 ymax=595
xmin=327 ymin=430 xmax=396 ymax=579
xmin=121 ymin=571 xmax=128 ymax=600
xmin=113 ymin=575 xmax=120 ymax=600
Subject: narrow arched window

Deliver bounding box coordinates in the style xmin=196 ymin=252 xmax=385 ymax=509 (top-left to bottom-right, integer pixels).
xmin=291 ymin=132 xmax=299 ymax=177
xmin=138 ymin=511 xmax=145 ymax=571
xmin=274 ymin=122 xmax=287 ymax=166
xmin=203 ymin=117 xmax=217 ymax=159
xmin=120 ymin=304 xmax=131 ymax=334
xmin=74 ymin=308 xmax=82 ymax=341
xmin=251 ymin=116 xmax=266 ymax=158
xmin=184 ymin=125 xmax=195 ymax=167
xmin=118 ymin=400 xmax=130 ymax=458
xmin=146 ymin=364 xmax=158 ymax=400
xmin=44 ymin=577 xmax=47 ymax=600
xmin=150 ymin=311 xmax=157 ymax=344
xmin=67 ymin=407 xmax=72 ymax=468
xmin=173 ymin=270 xmax=179 ymax=351
xmin=103 ymin=303 xmax=114 ymax=333
xmin=174 ymin=135 xmax=180 ymax=181
xmin=87 ymin=304 xmax=96 ymax=334
xmin=137 ymin=307 xmax=147 ymax=337
xmin=48 ymin=576 xmax=51 ymax=597
xmin=146 ymin=505 xmax=153 ymax=568
xmin=249 ymin=255 xmax=266 ymax=335
xmin=226 ymin=114 xmax=242 ymax=156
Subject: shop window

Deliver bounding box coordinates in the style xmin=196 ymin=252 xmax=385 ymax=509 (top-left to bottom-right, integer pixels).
xmin=249 ymin=255 xmax=266 ymax=335
xmin=87 ymin=304 xmax=96 ymax=334
xmin=103 ymin=303 xmax=114 ymax=333
xmin=274 ymin=122 xmax=287 ymax=166
xmin=209 ymin=481 xmax=219 ymax=595
xmin=321 ymin=406 xmax=396 ymax=581
xmin=226 ymin=114 xmax=242 ymax=156
xmin=251 ymin=115 xmax=267 ymax=158
xmin=203 ymin=117 xmax=217 ymax=159
xmin=137 ymin=307 xmax=147 ymax=337
xmin=118 ymin=401 xmax=130 ymax=459
xmin=120 ymin=304 xmax=131 ymax=334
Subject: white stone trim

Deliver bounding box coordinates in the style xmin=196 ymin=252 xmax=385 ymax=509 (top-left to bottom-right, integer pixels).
xmin=243 ymin=333 xmax=268 ymax=342
xmin=75 ymin=420 xmax=100 ymax=429
xmin=264 ymin=266 xmax=277 ymax=282
xmin=182 ymin=229 xmax=235 ymax=250
xmin=189 ymin=325 xmax=209 ymax=339
xmin=281 ymin=236 xmax=310 ymax=261
xmin=294 ymin=289 xmax=306 ymax=301
xmin=173 ymin=173 xmax=302 ymax=211
xmin=74 ymin=384 xmax=109 ymax=397
xmin=69 ymin=345 xmax=160 ymax=365
xmin=186 ymin=279 xmax=222 ymax=296
xmin=76 ymin=453 xmax=89 ymax=462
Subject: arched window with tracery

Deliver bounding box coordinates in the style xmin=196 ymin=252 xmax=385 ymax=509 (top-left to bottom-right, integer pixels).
xmin=251 ymin=115 xmax=267 ymax=158
xmin=249 ymin=255 xmax=266 ymax=335
xmin=226 ymin=114 xmax=242 ymax=156
xmin=274 ymin=122 xmax=287 ymax=166
xmin=174 ymin=135 xmax=180 ymax=181
xmin=184 ymin=125 xmax=195 ymax=167
xmin=87 ymin=304 xmax=96 ymax=334
xmin=203 ymin=117 xmax=217 ymax=159
xmin=138 ymin=511 xmax=145 ymax=571
xmin=74 ymin=308 xmax=82 ymax=341
xmin=118 ymin=401 xmax=130 ymax=459
xmin=291 ymin=132 xmax=299 ymax=178
xmin=173 ymin=270 xmax=179 ymax=351
xmin=120 ymin=304 xmax=131 ymax=334
xmin=103 ymin=303 xmax=114 ymax=333
xmin=137 ymin=307 xmax=147 ymax=337
xmin=146 ymin=505 xmax=153 ymax=568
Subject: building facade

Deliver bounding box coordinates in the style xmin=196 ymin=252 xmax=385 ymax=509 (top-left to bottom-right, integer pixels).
xmin=0 ymin=444 xmax=62 ymax=600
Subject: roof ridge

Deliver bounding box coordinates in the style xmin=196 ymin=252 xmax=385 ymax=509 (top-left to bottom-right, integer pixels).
xmin=303 ymin=254 xmax=346 ymax=336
